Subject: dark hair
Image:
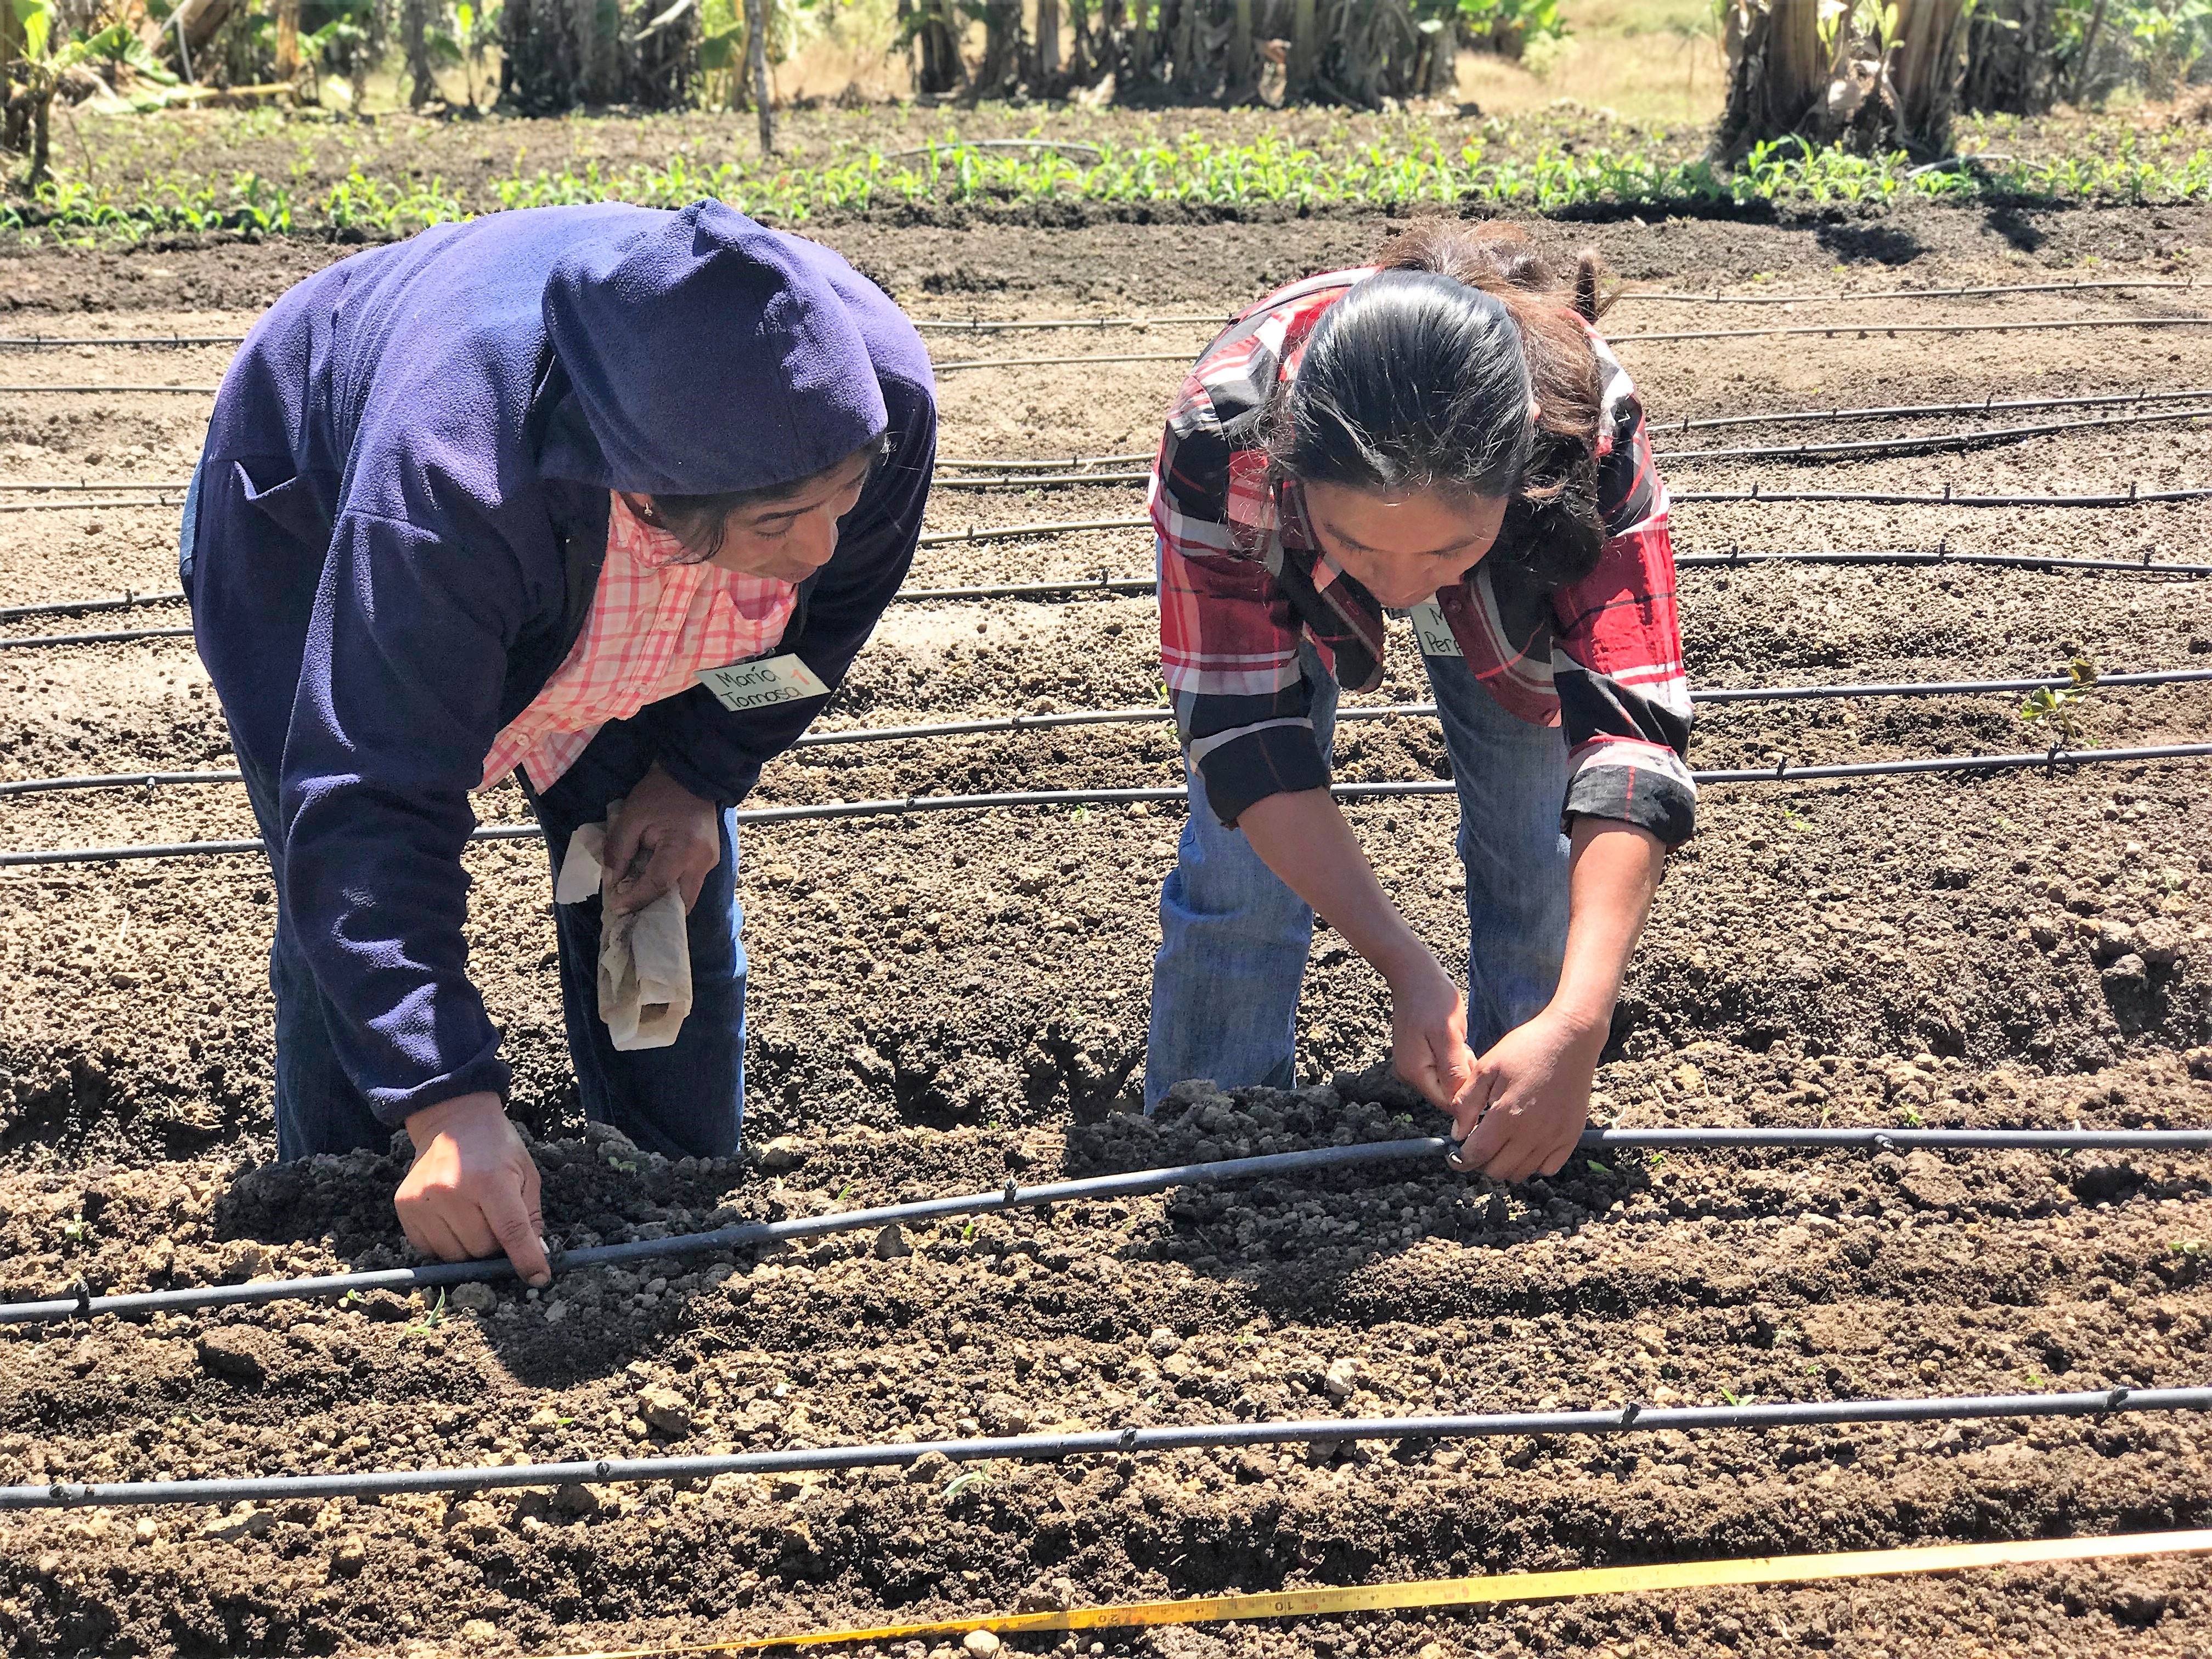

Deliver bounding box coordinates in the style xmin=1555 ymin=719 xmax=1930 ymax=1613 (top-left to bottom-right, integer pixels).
xmin=647 ymin=435 xmax=889 ymax=563
xmin=1267 ymin=221 xmax=1617 ymax=587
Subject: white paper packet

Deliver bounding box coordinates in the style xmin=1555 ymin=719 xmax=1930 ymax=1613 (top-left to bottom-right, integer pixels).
xmin=554 ymin=803 xmax=694 ymax=1051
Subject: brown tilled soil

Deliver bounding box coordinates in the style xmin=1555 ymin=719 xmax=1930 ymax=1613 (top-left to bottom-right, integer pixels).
xmin=2 ymin=191 xmax=2212 ymax=1659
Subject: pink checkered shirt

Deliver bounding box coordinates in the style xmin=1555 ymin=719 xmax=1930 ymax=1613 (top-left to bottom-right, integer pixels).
xmin=479 ymin=494 xmax=798 ymax=793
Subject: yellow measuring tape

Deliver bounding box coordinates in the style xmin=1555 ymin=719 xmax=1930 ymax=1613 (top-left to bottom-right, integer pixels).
xmin=532 ymin=1529 xmax=2212 ymax=1658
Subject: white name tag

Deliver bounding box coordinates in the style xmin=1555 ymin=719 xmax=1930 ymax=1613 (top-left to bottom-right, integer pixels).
xmin=1408 ymin=600 xmax=1463 ymax=658
xmin=696 ymin=653 xmax=830 ymax=713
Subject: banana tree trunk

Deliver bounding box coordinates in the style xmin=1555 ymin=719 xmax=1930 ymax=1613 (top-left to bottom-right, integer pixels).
xmin=1891 ymin=0 xmax=1968 ymax=154
xmin=1717 ymin=0 xmax=1826 ymax=155
xmin=744 ymin=0 xmax=774 ymax=151
xmin=275 ymin=0 xmax=301 ymax=79
xmin=1036 ymin=0 xmax=1060 ymax=83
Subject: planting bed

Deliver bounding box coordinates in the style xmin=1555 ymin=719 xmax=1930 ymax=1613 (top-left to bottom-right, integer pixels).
xmin=3 ymin=178 xmax=2212 ymax=1659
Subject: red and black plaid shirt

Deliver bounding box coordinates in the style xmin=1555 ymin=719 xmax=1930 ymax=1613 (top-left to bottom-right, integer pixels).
xmin=1150 ymin=267 xmax=1697 ymax=847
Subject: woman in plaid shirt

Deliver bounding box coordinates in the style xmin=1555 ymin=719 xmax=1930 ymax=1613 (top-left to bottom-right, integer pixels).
xmin=1147 ymin=223 xmax=1694 ymax=1181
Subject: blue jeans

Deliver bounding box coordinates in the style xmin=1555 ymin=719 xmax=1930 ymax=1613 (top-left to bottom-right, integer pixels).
xmin=1144 ymin=639 xmax=1572 ymax=1108
xmin=233 ymin=703 xmax=749 ymax=1164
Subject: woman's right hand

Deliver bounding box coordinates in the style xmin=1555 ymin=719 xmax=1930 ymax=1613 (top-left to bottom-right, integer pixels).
xmin=1386 ymin=952 xmax=1477 ymax=1114
xmin=396 ymin=1092 xmax=552 ymax=1286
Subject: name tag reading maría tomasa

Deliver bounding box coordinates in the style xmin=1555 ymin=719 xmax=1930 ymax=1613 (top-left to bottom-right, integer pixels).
xmin=1408 ymin=600 xmax=1463 ymax=659
xmin=696 ymin=654 xmax=831 ymax=713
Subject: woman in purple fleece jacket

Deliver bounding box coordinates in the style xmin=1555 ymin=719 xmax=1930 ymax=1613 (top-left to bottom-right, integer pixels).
xmin=183 ymin=200 xmax=936 ymax=1285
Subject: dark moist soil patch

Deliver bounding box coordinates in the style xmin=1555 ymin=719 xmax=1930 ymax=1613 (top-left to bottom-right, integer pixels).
xmin=1 ymin=211 xmax=2210 ymax=1658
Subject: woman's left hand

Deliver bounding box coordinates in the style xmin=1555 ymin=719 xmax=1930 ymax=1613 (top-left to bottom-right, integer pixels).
xmin=603 ymin=762 xmax=721 ymax=915
xmin=1446 ymin=1009 xmax=1605 ymax=1182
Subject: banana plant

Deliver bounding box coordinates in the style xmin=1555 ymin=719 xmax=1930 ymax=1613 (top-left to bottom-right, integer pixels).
xmin=5 ymin=0 xmax=99 ymax=190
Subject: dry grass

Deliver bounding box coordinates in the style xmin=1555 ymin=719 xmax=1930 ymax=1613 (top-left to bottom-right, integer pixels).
xmin=1457 ymin=0 xmax=1726 ymax=128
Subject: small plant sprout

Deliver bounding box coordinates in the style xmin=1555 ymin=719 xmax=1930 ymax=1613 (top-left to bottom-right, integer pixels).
xmin=1902 ymin=1108 xmax=1925 ymax=1128
xmin=60 ymin=1218 xmax=89 ymax=1243
xmin=943 ymin=1468 xmax=992 ymax=1500
xmin=2017 ymin=656 xmax=2102 ymax=751
xmin=402 ymin=1291 xmax=449 ymax=1339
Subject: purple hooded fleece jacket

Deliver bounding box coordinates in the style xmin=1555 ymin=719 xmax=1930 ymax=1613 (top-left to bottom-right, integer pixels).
xmin=185 ymin=200 xmax=936 ymax=1127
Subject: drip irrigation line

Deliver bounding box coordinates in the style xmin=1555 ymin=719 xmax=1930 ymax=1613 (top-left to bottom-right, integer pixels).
xmin=1649 ymin=385 xmax=2212 ymax=435
xmin=1672 ymin=484 xmax=2212 ymax=507
xmin=940 ymin=452 xmax=1153 ymax=470
xmin=6 ymin=1386 xmax=2209 ymax=1510
xmin=5 ymin=742 xmax=2211 ymax=868
xmin=0 ymin=624 xmax=194 ymax=649
xmin=896 ymin=574 xmax=1156 ymax=600
xmin=0 ymin=479 xmax=190 ymax=493
xmin=918 ymin=404 xmax=2212 ymax=491
xmin=915 ymin=515 xmax=1150 ymax=546
xmin=10 ymin=669 xmax=2211 ymax=800
xmin=0 ymin=589 xmax=184 ymax=622
xmin=0 ymin=495 xmax=187 ymax=516
xmin=4 ymin=541 xmax=2207 ymax=646
xmin=938 ymin=471 xmax=1150 ymax=489
xmin=1629 ymin=278 xmax=2199 ymax=305
xmin=910 ymin=314 xmax=1218 ymax=334
xmin=4 ymin=1125 xmax=2208 ymax=1329
xmin=932 ymin=352 xmax=1197 ymax=374
xmin=10 ymin=545 xmax=2212 ymax=652
xmin=1675 ymin=545 xmax=2212 ymax=577
xmin=0 ymin=384 xmax=216 ymax=394
xmin=1660 ymin=404 xmax=2212 ymax=464
xmin=0 ymin=769 xmax=245 ymax=798
xmin=0 ymin=334 xmax=247 ymax=348
xmin=1612 ymin=314 xmax=2212 ymax=346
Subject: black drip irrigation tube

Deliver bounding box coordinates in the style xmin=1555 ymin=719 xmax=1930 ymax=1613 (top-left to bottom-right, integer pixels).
xmin=7 ymin=746 xmax=2212 ymax=868
xmin=1611 ymin=315 xmax=2212 ymax=346
xmin=1676 ymin=545 xmax=2212 ymax=577
xmin=9 ymin=669 xmax=2212 ymax=801
xmin=10 ymin=545 xmax=2212 ymax=654
xmin=1632 ymin=278 xmax=2200 ymax=306
xmin=6 ymin=1127 xmax=2209 ymax=1329
xmin=1672 ymin=484 xmax=2212 ymax=507
xmin=7 ymin=1386 xmax=2209 ymax=1513
xmin=1658 ymin=404 xmax=2212 ymax=464
xmin=1648 ymin=385 xmax=2212 ymax=435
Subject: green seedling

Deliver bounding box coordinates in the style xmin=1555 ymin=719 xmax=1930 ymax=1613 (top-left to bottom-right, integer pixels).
xmin=60 ymin=1218 xmax=89 ymax=1243
xmin=943 ymin=1469 xmax=992 ymax=1499
xmin=1583 ymin=1159 xmax=1613 ymax=1176
xmin=607 ymin=1154 xmax=641 ymax=1174
xmin=1719 ymin=1387 xmax=1752 ymax=1406
xmin=2172 ymin=1240 xmax=2204 ymax=1256
xmin=2017 ymin=656 xmax=2101 ymax=751
xmin=401 ymin=1290 xmax=449 ymax=1338
xmin=961 ymin=1220 xmax=978 ymax=1242
xmin=837 ymin=1183 xmax=855 ymax=1201
xmin=1901 ymin=1108 xmax=1925 ymax=1128
xmin=2025 ymin=1372 xmax=2044 ymax=1386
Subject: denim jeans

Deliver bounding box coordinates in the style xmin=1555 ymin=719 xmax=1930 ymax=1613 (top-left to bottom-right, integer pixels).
xmin=231 ymin=698 xmax=749 ymax=1164
xmin=1144 ymin=636 xmax=1573 ymax=1108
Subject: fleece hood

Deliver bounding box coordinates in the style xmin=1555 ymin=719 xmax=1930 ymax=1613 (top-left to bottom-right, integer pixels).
xmin=537 ymin=200 xmax=890 ymax=496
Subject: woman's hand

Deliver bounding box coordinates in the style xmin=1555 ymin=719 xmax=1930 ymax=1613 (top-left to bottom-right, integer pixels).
xmin=1387 ymin=953 xmax=1477 ymax=1114
xmin=395 ymin=1092 xmax=552 ymax=1285
xmin=603 ymin=761 xmax=721 ymax=916
xmin=1447 ymin=1009 xmax=1605 ymax=1182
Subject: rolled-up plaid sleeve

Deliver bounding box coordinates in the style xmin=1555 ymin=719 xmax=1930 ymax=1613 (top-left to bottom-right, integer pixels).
xmin=1152 ymin=386 xmax=1330 ymax=827
xmin=1549 ymin=404 xmax=1699 ymax=848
